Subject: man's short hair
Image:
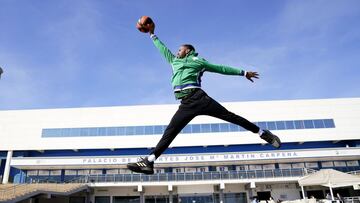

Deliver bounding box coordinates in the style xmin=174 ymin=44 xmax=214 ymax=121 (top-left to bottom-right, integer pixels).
xmin=182 ymin=44 xmax=195 ymax=52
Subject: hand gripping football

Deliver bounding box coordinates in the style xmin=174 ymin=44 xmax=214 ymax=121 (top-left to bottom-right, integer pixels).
xmin=136 ymin=16 xmax=154 ymax=33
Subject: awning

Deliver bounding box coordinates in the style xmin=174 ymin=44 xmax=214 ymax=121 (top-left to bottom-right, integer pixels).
xmin=299 ymin=169 xmax=360 ymax=188
xmin=298 ymin=169 xmax=360 ymax=200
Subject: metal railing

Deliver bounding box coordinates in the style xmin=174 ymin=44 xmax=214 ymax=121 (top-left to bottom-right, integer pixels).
xmin=344 ymin=196 xmax=360 ymax=203
xmin=0 ymin=168 xmax=317 ymax=202
xmin=66 ymin=168 xmax=313 ymax=184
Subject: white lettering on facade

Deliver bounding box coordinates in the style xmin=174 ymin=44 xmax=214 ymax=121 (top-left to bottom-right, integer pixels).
xmin=17 ymin=149 xmax=348 ymax=167
xmin=79 ymin=151 xmax=300 ymax=165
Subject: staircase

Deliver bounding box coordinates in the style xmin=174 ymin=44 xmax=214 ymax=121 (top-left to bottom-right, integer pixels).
xmin=0 ymin=183 xmax=88 ymax=203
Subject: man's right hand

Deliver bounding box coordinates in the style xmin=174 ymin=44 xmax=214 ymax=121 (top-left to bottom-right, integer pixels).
xmin=149 ymin=22 xmax=155 ymax=35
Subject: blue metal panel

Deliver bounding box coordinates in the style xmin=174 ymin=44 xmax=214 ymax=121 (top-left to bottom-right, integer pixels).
xmin=16 ymin=140 xmax=355 ymax=158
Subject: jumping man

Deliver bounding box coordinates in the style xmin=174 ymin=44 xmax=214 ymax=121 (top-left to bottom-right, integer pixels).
xmin=127 ymin=21 xmax=281 ymax=174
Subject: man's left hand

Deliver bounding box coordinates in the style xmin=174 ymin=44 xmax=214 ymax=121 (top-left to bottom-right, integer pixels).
xmin=245 ymin=71 xmax=259 ymax=82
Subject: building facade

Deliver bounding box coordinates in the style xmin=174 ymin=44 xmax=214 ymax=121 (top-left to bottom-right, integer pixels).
xmin=1 ymin=98 xmax=360 ymax=203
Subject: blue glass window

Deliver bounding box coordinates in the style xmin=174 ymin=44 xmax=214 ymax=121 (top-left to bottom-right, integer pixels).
xmin=276 ymin=121 xmax=285 ymax=130
xmin=219 ymin=123 xmax=229 ymax=132
xmin=117 ymin=127 xmax=126 ymax=135
xmin=125 ymin=127 xmax=135 ymax=135
xmin=98 ymin=128 xmax=106 ymax=136
xmin=42 ymin=129 xmax=48 ymax=136
xmin=57 ymin=129 xmax=63 ymax=137
xmin=285 ymin=121 xmax=295 ymax=129
xmin=201 ymin=124 xmax=211 ymax=133
xmin=43 ymin=129 xmax=57 ymax=137
xmin=294 ymin=120 xmax=305 ymax=129
xmin=257 ymin=122 xmax=267 ymax=130
xmin=71 ymin=128 xmax=81 ymax=136
xmin=144 ymin=126 xmax=154 ymax=134
xmin=135 ymin=126 xmax=144 ymax=135
xmin=154 ymin=125 xmax=163 ymax=134
xmin=192 ymin=124 xmax=201 ymax=133
xmin=107 ymin=127 xmax=117 ymax=136
xmin=267 ymin=122 xmax=276 ymax=130
xmin=89 ymin=128 xmax=98 ymax=136
xmin=211 ymin=123 xmax=220 ymax=132
xmin=304 ymin=120 xmax=314 ymax=129
xmin=324 ymin=119 xmax=335 ymax=128
xmin=313 ymin=119 xmax=325 ymax=128
xmin=54 ymin=129 xmax=61 ymax=137
xmin=239 ymin=126 xmax=246 ymax=131
xmin=182 ymin=125 xmax=192 ymax=134
xmin=229 ymin=123 xmax=239 ymax=132
xmin=61 ymin=128 xmax=71 ymax=137
xmin=80 ymin=128 xmax=89 ymax=136
xmin=42 ymin=118 xmax=336 ymax=137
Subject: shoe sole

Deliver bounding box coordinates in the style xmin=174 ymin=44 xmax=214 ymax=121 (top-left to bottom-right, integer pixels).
xmin=272 ymin=135 xmax=281 ymax=149
xmin=127 ymin=164 xmax=154 ymax=175
xmin=262 ymin=130 xmax=282 ymax=149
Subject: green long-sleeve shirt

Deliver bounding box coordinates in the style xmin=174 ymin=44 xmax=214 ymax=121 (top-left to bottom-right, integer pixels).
xmin=151 ymin=35 xmax=245 ymax=99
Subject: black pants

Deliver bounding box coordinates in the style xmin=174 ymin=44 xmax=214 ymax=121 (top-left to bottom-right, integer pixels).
xmin=150 ymin=89 xmax=260 ymax=158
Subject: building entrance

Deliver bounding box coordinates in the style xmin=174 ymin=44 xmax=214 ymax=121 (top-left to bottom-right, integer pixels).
xmin=113 ymin=196 xmax=141 ymax=203
xmin=70 ymin=197 xmax=86 ymax=203
xmin=257 ymin=191 xmax=271 ymax=201
xmin=178 ymin=194 xmax=214 ymax=203
xmin=145 ymin=195 xmax=171 ymax=203
xmin=306 ymin=190 xmax=324 ymax=199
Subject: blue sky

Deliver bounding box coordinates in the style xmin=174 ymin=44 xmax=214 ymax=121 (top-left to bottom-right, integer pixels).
xmin=0 ymin=0 xmax=359 ymax=110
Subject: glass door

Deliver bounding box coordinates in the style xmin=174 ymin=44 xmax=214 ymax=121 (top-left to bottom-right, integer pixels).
xmin=95 ymin=196 xmax=110 ymax=203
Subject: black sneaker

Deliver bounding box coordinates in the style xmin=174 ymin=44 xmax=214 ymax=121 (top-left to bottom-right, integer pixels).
xmin=260 ymin=130 xmax=281 ymax=148
xmin=127 ymin=157 xmax=154 ymax=175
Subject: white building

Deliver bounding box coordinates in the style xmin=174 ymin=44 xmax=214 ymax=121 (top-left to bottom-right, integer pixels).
xmin=1 ymin=98 xmax=360 ymax=203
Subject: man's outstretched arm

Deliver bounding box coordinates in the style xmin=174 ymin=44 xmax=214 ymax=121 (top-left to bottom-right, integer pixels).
xmin=200 ymin=60 xmax=259 ymax=82
xmin=148 ymin=23 xmax=175 ymax=64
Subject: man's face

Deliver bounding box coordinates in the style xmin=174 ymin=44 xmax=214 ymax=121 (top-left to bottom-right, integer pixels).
xmin=177 ymin=46 xmax=190 ymax=58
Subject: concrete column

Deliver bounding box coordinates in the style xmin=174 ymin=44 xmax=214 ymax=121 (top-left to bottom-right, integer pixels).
xmin=2 ymin=150 xmax=13 ymax=184
xmin=301 ymin=186 xmax=306 ymax=200
xmin=220 ymin=189 xmax=224 ymax=203
xmin=248 ymin=189 xmax=253 ymax=203
xmin=138 ymin=185 xmax=144 ymax=203
xmin=250 ymin=181 xmax=256 ymax=189
xmin=329 ymin=183 xmax=335 ymax=201
xmin=169 ymin=191 xmax=173 ymax=203
xmin=140 ymin=192 xmax=145 ymax=203
xmin=138 ymin=184 xmax=143 ymax=192
xmin=86 ymin=192 xmax=91 ymax=203
xmin=220 ymin=183 xmax=225 ymax=203
xmin=168 ymin=185 xmax=173 ymax=203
